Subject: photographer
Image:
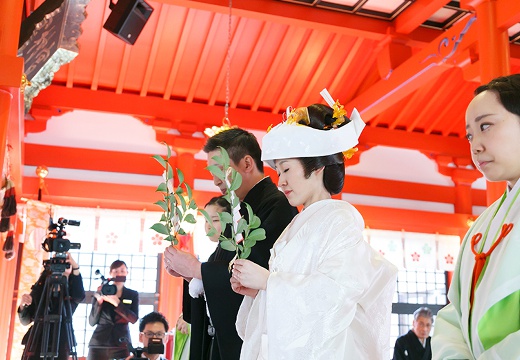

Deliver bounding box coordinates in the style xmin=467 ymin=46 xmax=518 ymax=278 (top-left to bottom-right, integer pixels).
xmin=18 ymin=253 xmax=85 ymax=360
xmin=126 ymin=311 xmax=169 ymax=360
xmin=88 ymin=260 xmax=139 ymax=360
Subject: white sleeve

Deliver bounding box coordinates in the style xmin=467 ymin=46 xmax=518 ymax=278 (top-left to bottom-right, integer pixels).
xmin=432 ymin=303 xmax=473 ymax=360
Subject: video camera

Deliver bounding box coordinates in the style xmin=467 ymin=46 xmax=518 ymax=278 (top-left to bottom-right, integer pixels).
xmin=42 ymin=217 xmax=81 ymax=257
xmin=94 ymin=269 xmax=126 ymax=296
xmin=122 ymin=337 xmax=165 ymax=359
xmin=41 ymin=217 xmax=81 ymax=274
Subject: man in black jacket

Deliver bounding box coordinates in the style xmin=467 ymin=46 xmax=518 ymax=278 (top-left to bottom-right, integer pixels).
xmin=164 ymin=127 xmax=298 ymax=360
xmin=19 ymin=253 xmax=85 ymax=360
xmin=393 ymin=307 xmax=433 ymax=360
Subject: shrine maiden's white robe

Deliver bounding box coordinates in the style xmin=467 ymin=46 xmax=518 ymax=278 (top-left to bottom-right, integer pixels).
xmin=432 ymin=180 xmax=520 ymax=359
xmin=236 ymin=199 xmax=398 ymax=360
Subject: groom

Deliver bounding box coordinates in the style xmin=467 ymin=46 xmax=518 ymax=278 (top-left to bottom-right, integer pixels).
xmin=163 ymin=127 xmax=298 ymax=359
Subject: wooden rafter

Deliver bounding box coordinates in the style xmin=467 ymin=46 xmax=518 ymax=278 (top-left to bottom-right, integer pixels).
xmin=141 ymin=2 xmax=166 ymax=97
xmin=187 ymin=12 xmax=220 ymax=103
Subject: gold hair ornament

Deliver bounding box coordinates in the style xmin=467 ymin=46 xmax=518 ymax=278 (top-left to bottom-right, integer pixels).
xmin=331 ymin=100 xmax=347 ymax=127
xmin=343 ymin=147 xmax=358 ymax=159
xmin=204 ymin=117 xmax=237 ymax=138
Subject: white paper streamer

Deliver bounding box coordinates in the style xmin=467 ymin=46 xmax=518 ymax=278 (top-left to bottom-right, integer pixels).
xmin=320 ymin=88 xmax=336 ymax=108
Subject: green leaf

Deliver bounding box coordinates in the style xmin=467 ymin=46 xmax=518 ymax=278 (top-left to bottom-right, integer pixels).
xmin=177 ymin=168 xmax=185 ymax=185
xmin=184 ymin=213 xmax=196 ymax=224
xmin=218 ymin=146 xmax=230 ymax=168
xmin=206 ymin=228 xmax=216 ymax=237
xmin=245 ymin=203 xmax=254 ymax=224
xmin=237 ymin=244 xmax=243 ymax=251
xmin=185 ymin=183 xmax=193 ymax=200
xmin=178 ymin=193 xmax=187 ymax=212
xmin=152 ymin=155 xmax=167 ymax=168
xmin=206 ymin=165 xmax=226 ymax=181
xmin=229 ymin=171 xmax=242 ymax=192
xmin=156 ymin=183 xmax=167 ymax=193
xmin=232 ymin=195 xmax=240 ymax=209
xmin=199 ymin=208 xmax=212 ymax=224
xmin=160 ymin=214 xmax=167 ymax=222
xmin=168 ymin=193 xmax=177 ymax=207
xmin=249 ymin=215 xmax=261 ymax=229
xmin=151 ymin=223 xmax=170 ymax=236
xmin=240 ymin=247 xmax=251 ymax=259
xmin=167 ymin=164 xmax=173 ymax=181
xmin=220 ymin=240 xmax=236 ymax=252
xmin=219 ymin=211 xmax=233 ymax=225
xmin=189 ymin=199 xmax=197 ymax=210
xmin=175 ymin=186 xmax=183 ymax=195
xmin=247 ymin=228 xmax=266 ymax=242
xmin=178 ymin=228 xmax=186 ymax=235
xmin=244 ymin=238 xmax=257 ymax=248
xmin=172 ymin=207 xmax=183 ymax=221
xmin=223 ymin=193 xmax=232 ymax=204
xmin=165 ymin=143 xmax=172 ymax=159
xmin=211 ymin=153 xmax=223 ymax=164
xmin=236 ymin=218 xmax=247 ymax=235
xmin=164 ymin=234 xmax=174 ymax=242
xmin=154 ymin=200 xmax=168 ymax=212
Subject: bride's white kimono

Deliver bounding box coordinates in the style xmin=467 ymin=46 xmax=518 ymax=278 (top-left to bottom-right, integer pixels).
xmin=432 ymin=181 xmax=520 ymax=359
xmin=236 ymin=199 xmax=398 ymax=359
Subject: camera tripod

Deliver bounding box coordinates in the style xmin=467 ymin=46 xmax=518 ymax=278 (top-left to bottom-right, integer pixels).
xmin=21 ymin=261 xmax=78 ymax=360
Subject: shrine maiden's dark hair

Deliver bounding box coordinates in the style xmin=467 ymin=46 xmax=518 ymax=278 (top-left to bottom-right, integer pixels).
xmin=475 ymin=74 xmax=520 ymax=118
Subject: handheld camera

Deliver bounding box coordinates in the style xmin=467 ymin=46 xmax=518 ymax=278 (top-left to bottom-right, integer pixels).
xmin=94 ymin=269 xmax=126 ymax=296
xmin=122 ymin=337 xmax=165 ymax=360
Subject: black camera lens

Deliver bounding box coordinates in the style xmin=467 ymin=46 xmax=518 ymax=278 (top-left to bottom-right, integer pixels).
xmin=101 ymin=283 xmax=117 ymax=296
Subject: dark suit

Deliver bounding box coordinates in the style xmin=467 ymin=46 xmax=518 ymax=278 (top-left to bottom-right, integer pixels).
xmin=19 ymin=271 xmax=85 ymax=360
xmin=87 ymin=286 xmax=139 ymax=360
xmin=186 ymin=177 xmax=298 ymax=360
xmin=393 ymin=330 xmax=432 ymax=360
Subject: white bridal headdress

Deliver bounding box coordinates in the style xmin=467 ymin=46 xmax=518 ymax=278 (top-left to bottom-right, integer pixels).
xmin=261 ymin=88 xmax=365 ymax=168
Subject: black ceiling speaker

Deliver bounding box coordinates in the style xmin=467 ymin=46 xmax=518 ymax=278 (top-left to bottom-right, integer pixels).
xmin=103 ymin=0 xmax=154 ymax=45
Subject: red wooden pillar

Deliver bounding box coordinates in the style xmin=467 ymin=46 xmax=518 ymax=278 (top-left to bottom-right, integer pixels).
xmin=463 ymin=0 xmax=510 ymax=205
xmin=0 ymin=1 xmax=24 ymax=359
xmin=171 ymin=137 xmax=205 ymax=190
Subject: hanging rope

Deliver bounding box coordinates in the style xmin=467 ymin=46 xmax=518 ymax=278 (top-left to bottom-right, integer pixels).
xmin=224 ymin=0 xmax=232 ymax=123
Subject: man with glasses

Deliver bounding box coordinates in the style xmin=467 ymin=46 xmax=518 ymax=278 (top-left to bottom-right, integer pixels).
xmin=128 ymin=311 xmax=169 ymax=360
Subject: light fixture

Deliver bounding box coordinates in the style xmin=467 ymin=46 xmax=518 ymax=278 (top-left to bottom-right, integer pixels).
xmin=36 ymin=165 xmax=48 ymax=201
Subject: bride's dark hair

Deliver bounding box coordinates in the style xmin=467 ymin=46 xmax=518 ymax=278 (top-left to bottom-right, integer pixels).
xmin=296 ymin=103 xmax=351 ymax=195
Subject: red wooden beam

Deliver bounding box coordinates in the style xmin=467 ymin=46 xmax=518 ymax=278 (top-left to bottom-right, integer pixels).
xmin=29 ymin=87 xmax=471 ymax=158
xmin=25 ymin=144 xmax=162 ymax=175
xmin=346 ymin=15 xmax=478 ymax=122
xmin=161 ymin=0 xmax=440 ymax=44
xmin=357 ymin=204 xmax=472 ymax=235
xmin=395 ymin=0 xmax=451 ymax=35
xmin=23 ymin=143 xmax=487 ymax=208
xmin=22 ymin=176 xmax=474 ymax=236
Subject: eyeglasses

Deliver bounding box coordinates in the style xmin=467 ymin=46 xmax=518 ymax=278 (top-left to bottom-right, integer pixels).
xmin=141 ymin=331 xmax=166 ymax=339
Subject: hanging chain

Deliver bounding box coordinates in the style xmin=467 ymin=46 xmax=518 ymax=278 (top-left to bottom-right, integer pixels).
xmin=224 ymin=0 xmax=232 ymax=124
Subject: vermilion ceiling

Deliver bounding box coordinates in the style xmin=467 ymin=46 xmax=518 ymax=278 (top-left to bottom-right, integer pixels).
xmin=19 ymin=0 xmax=520 ymax=234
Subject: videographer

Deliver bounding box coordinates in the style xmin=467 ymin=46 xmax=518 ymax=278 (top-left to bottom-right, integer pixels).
xmin=125 ymin=311 xmax=169 ymax=360
xmin=87 ymin=260 xmax=139 ymax=360
xmin=18 ymin=253 xmax=85 ymax=360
